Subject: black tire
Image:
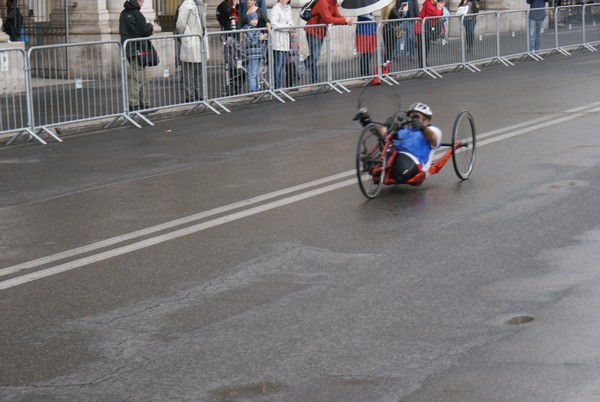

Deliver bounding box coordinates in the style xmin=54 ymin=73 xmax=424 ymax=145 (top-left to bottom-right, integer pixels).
xmin=451 ymin=111 xmax=476 ymax=180
xmin=356 ymin=124 xmax=386 ymax=199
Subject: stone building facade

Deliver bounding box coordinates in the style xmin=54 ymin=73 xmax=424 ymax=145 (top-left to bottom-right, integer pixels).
xmin=2 ymin=0 xmax=525 ymax=44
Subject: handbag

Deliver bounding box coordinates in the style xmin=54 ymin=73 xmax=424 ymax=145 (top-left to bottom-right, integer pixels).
xmin=17 ymin=25 xmax=29 ymax=45
xmin=456 ymin=5 xmax=469 ymax=16
xmin=131 ymin=39 xmax=160 ymax=67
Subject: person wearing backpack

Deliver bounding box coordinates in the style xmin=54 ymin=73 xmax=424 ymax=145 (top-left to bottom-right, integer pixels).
xmin=2 ymin=0 xmax=23 ymax=42
xmin=303 ymin=0 xmax=353 ymax=84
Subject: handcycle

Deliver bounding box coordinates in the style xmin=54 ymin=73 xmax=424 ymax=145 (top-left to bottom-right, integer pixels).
xmin=354 ymin=106 xmax=476 ymax=199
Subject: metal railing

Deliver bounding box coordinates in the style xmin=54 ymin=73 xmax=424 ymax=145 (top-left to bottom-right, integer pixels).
xmin=2 ymin=4 xmax=600 ymax=146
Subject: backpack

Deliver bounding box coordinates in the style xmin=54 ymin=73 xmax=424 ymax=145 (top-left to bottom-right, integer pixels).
xmin=300 ymin=0 xmax=319 ymax=21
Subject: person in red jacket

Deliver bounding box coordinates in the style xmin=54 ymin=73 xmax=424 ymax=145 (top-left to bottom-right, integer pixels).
xmin=415 ymin=0 xmax=445 ymax=68
xmin=304 ymin=0 xmax=353 ymax=83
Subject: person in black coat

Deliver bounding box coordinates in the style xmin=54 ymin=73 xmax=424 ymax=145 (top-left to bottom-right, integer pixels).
xmin=216 ymin=0 xmax=239 ymax=31
xmin=119 ymin=0 xmax=154 ymax=110
xmin=2 ymin=0 xmax=23 ymax=42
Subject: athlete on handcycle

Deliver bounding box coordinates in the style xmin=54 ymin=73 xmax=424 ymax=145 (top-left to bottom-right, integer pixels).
xmin=384 ymin=102 xmax=444 ymax=186
xmin=354 ymin=99 xmax=476 ymax=198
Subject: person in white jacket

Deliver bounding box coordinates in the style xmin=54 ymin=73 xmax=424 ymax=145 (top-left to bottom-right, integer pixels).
xmin=269 ymin=0 xmax=294 ymax=89
xmin=176 ymin=0 xmax=209 ymax=102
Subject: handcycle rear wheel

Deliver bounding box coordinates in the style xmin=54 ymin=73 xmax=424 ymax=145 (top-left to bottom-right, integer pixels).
xmin=451 ymin=111 xmax=476 ymax=180
xmin=356 ymin=123 xmax=386 ymax=199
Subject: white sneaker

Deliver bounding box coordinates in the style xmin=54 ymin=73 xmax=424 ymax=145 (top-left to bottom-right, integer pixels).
xmin=442 ymin=39 xmax=447 ymax=46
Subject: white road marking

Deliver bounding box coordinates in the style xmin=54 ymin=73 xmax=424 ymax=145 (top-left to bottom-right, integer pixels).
xmin=0 ymin=171 xmax=352 ymax=278
xmin=0 ymin=179 xmax=355 ymax=290
xmin=1 ymin=103 xmax=599 ymax=290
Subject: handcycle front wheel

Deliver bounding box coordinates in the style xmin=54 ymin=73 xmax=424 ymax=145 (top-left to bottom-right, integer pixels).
xmin=356 ymin=123 xmax=386 ymax=199
xmin=451 ymin=111 xmax=476 ymax=180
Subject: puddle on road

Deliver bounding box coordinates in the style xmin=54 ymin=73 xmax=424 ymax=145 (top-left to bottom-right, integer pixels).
xmin=210 ymin=381 xmax=287 ymax=401
xmin=505 ymin=315 xmax=535 ymax=325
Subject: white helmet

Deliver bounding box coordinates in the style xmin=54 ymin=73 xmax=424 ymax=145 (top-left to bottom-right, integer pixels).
xmin=408 ymin=102 xmax=433 ymax=118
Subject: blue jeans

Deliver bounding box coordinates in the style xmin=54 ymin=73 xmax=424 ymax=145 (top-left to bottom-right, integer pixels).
xmin=273 ymin=50 xmax=287 ymax=89
xmin=401 ymin=21 xmax=415 ymax=56
xmin=463 ymin=18 xmax=476 ymax=51
xmin=305 ymin=33 xmax=324 ymax=84
xmin=529 ymin=18 xmax=544 ymax=51
xmin=247 ymin=58 xmax=261 ymax=92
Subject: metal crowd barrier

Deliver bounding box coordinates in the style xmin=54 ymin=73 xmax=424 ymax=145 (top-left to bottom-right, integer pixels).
xmin=583 ymin=3 xmax=600 ymax=47
xmin=0 ymin=47 xmax=47 ymax=145
xmin=497 ymin=10 xmax=529 ymax=64
xmin=298 ymin=23 xmax=338 ymax=92
xmin=203 ymin=28 xmax=283 ymax=112
xmin=268 ymin=26 xmax=309 ymax=97
xmin=379 ymin=18 xmax=421 ymax=82
xmin=2 ymin=4 xmax=600 ymax=146
xmin=121 ymin=35 xmax=221 ymax=126
xmin=554 ymin=5 xmax=588 ymax=54
xmin=27 ymin=41 xmax=124 ymax=136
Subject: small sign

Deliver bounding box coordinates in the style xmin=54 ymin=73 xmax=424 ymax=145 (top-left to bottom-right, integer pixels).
xmin=0 ymin=54 xmax=8 ymax=72
xmin=163 ymin=69 xmax=170 ymax=78
xmin=75 ymin=78 xmax=83 ymax=89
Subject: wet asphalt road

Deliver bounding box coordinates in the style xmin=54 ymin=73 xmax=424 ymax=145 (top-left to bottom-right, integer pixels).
xmin=2 ymin=51 xmax=600 ymax=401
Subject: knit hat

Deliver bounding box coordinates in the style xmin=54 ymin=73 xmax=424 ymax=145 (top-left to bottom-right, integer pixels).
xmin=247 ymin=12 xmax=258 ymax=20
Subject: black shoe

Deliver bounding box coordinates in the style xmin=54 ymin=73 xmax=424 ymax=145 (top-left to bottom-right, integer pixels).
xmin=129 ymin=104 xmax=141 ymax=111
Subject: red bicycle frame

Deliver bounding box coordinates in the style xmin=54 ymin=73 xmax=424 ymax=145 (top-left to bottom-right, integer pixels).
xmin=372 ymin=133 xmax=457 ymax=186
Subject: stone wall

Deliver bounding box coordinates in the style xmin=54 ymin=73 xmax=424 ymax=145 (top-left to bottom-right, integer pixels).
xmin=0 ymin=42 xmax=26 ymax=93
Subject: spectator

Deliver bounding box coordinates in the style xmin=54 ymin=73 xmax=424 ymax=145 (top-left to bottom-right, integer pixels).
xmin=441 ymin=2 xmax=450 ymax=45
xmin=355 ymin=14 xmax=377 ymax=77
xmin=243 ymin=12 xmax=267 ymax=93
xmin=415 ymin=0 xmax=445 ymax=68
xmin=176 ymin=0 xmax=208 ymax=103
xmin=400 ymin=0 xmax=419 ymax=59
xmin=238 ymin=0 xmax=268 ymax=27
xmin=119 ymin=0 xmax=154 ymax=110
xmin=239 ymin=0 xmax=270 ymax=29
xmin=381 ymin=1 xmax=401 ymax=63
xmin=2 ymin=0 xmax=23 ymax=42
xmin=270 ymin=0 xmax=294 ymax=89
xmin=304 ymin=0 xmax=353 ymax=84
xmin=457 ymin=0 xmax=478 ymax=53
xmin=216 ymin=0 xmax=239 ymax=31
xmin=527 ymin=0 xmax=548 ymax=51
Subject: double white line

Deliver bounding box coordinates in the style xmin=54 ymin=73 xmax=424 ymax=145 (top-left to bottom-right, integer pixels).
xmin=2 ymin=102 xmax=599 ymax=290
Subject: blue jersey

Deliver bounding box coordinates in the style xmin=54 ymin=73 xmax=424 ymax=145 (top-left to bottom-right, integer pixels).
xmin=392 ymin=127 xmax=432 ymax=166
